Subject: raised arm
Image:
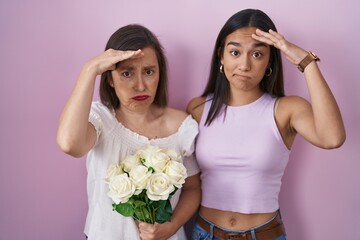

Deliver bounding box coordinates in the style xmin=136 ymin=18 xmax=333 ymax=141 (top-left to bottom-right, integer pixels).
xmin=252 ymin=29 xmax=346 ymax=149
xmin=56 ymin=49 xmax=142 ymax=157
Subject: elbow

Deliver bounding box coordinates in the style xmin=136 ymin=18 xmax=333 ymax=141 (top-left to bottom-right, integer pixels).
xmin=56 ymin=134 xmax=86 ymax=158
xmin=320 ymin=133 xmax=346 ymax=149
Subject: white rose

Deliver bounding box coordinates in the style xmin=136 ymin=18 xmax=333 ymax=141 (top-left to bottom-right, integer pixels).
xmin=164 ymin=161 xmax=187 ymax=188
xmin=162 ymin=149 xmax=181 ymax=162
xmin=105 ymin=163 xmax=123 ymax=184
xmin=137 ymin=145 xmax=169 ymax=172
xmin=121 ymin=154 xmax=141 ymax=173
xmin=107 ymin=173 xmax=135 ymax=204
xmin=129 ymin=165 xmax=152 ymax=194
xmin=146 ymin=172 xmax=175 ymax=201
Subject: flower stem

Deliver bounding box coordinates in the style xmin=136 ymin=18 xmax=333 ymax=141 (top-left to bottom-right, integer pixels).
xmin=151 ymin=206 xmax=155 ymax=223
xmin=140 ymin=207 xmax=146 ymax=222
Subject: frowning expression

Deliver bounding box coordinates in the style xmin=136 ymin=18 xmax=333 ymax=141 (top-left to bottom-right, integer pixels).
xmin=221 ymin=27 xmax=271 ymax=93
xmin=111 ymin=47 xmax=159 ymax=112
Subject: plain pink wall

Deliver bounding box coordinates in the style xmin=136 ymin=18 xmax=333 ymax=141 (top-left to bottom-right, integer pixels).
xmin=1 ymin=1 xmax=359 ymax=239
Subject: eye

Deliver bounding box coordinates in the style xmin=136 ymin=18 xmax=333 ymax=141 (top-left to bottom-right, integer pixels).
xmin=252 ymin=51 xmax=263 ymax=58
xmin=230 ymin=50 xmax=240 ymax=57
xmin=145 ymin=69 xmax=154 ymax=76
xmin=122 ymin=71 xmax=132 ymax=77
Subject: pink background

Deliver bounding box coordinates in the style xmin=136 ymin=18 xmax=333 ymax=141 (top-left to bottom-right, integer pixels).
xmin=1 ymin=1 xmax=359 ymax=239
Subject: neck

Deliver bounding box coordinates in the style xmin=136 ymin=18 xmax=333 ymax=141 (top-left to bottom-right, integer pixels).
xmin=115 ymin=104 xmax=161 ymax=124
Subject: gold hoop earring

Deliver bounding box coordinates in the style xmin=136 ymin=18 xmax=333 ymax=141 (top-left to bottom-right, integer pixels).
xmin=220 ymin=64 xmax=224 ymax=73
xmin=265 ymin=67 xmax=272 ymax=77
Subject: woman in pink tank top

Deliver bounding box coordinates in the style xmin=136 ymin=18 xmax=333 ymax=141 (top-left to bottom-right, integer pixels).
xmin=187 ymin=9 xmax=346 ymax=240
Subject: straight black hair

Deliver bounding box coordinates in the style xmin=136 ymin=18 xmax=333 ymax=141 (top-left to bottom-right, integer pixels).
xmin=202 ymin=9 xmax=284 ymax=126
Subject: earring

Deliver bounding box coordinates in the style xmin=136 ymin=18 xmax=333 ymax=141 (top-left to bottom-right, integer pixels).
xmin=220 ymin=64 xmax=224 ymax=73
xmin=265 ymin=67 xmax=272 ymax=76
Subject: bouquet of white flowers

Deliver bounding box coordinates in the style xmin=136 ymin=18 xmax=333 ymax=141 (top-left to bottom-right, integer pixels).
xmin=105 ymin=145 xmax=187 ymax=223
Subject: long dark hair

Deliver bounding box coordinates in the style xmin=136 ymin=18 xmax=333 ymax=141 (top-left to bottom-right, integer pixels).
xmin=202 ymin=9 xmax=284 ymax=126
xmin=99 ymin=24 xmax=168 ymax=110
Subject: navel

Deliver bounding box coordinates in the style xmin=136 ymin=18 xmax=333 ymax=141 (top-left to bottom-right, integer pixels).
xmin=228 ymin=216 xmax=238 ymax=227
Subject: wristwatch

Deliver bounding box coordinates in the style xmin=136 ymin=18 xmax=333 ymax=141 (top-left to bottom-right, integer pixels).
xmin=297 ymin=51 xmax=320 ymax=72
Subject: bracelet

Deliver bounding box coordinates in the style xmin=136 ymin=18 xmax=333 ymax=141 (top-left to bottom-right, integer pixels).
xmin=297 ymin=51 xmax=320 ymax=72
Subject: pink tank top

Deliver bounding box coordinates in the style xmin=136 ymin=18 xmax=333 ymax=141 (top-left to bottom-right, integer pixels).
xmin=196 ymin=93 xmax=290 ymax=213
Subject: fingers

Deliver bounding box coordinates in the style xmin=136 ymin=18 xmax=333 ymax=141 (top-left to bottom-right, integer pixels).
xmin=138 ymin=223 xmax=157 ymax=240
xmin=252 ymin=29 xmax=286 ymax=49
xmin=92 ymin=49 xmax=143 ymax=75
xmin=106 ymin=48 xmax=143 ymax=64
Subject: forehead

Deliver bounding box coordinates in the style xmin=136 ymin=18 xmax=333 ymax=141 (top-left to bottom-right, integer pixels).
xmin=118 ymin=47 xmax=158 ymax=68
xmin=224 ymin=27 xmax=264 ymax=48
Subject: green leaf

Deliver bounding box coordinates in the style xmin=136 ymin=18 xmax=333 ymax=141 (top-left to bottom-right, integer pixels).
xmin=155 ymin=200 xmax=167 ymax=209
xmin=134 ymin=206 xmax=153 ymax=223
xmin=155 ymin=206 xmax=172 ymax=223
xmin=114 ymin=203 xmax=134 ymax=217
xmin=152 ymin=200 xmax=173 ymax=223
xmin=164 ymin=200 xmax=173 ymax=214
xmin=134 ymin=208 xmax=144 ymax=221
xmin=134 ymin=200 xmax=146 ymax=208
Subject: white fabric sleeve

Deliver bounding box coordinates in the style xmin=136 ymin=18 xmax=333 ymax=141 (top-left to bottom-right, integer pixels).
xmin=179 ymin=116 xmax=200 ymax=176
xmin=88 ymin=102 xmax=103 ymax=144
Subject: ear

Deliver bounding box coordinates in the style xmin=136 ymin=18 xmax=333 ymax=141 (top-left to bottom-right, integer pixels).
xmin=108 ymin=78 xmax=114 ymax=88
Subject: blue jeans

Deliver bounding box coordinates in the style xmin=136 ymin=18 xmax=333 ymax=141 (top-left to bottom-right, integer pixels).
xmin=192 ymin=211 xmax=287 ymax=240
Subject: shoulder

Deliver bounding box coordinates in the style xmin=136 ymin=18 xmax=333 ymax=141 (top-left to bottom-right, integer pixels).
xmin=160 ymin=107 xmax=189 ymax=131
xmin=277 ymin=95 xmax=310 ymax=111
xmin=164 ymin=107 xmax=188 ymax=122
xmin=91 ymin=101 xmax=113 ymax=116
xmin=186 ymin=96 xmax=207 ymax=123
xmin=276 ymin=95 xmax=311 ymax=126
xmin=164 ymin=108 xmax=199 ymax=152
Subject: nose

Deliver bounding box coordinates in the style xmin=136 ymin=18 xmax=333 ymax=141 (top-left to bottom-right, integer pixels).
xmin=238 ymin=55 xmax=251 ymax=71
xmin=134 ymin=76 xmax=146 ymax=92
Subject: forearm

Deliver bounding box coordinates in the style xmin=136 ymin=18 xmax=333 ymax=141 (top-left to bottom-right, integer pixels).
xmin=168 ymin=174 xmax=201 ymax=235
xmin=303 ymin=62 xmax=346 ymax=147
xmin=56 ymin=65 xmax=97 ymax=157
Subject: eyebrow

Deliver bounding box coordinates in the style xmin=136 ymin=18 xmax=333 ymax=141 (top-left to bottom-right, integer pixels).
xmin=143 ymin=65 xmax=157 ymax=69
xmin=117 ymin=64 xmax=157 ymax=70
xmin=117 ymin=64 xmax=135 ymax=71
xmin=226 ymin=41 xmax=268 ymax=48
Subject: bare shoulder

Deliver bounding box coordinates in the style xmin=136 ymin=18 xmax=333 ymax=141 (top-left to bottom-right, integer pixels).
xmin=186 ymin=96 xmax=206 ymax=123
xmin=161 ymin=107 xmax=189 ymax=131
xmin=165 ymin=107 xmax=188 ymax=121
xmin=276 ymin=95 xmax=312 ymax=129
xmin=277 ymin=95 xmax=310 ymax=113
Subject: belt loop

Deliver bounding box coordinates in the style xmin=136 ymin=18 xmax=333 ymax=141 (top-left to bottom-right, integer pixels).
xmin=209 ymin=223 xmax=214 ymax=239
xmin=251 ymin=229 xmax=256 ymax=240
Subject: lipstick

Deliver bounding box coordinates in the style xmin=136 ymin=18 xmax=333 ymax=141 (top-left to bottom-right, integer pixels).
xmin=132 ymin=95 xmax=149 ymax=101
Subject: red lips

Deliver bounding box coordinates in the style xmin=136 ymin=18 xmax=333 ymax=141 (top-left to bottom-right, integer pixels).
xmin=132 ymin=95 xmax=150 ymax=101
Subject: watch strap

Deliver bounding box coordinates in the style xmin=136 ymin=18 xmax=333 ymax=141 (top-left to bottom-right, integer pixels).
xmin=297 ymin=51 xmax=320 ymax=72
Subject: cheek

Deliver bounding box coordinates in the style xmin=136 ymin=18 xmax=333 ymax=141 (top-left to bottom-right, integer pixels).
xmin=147 ymin=77 xmax=159 ymax=89
xmin=223 ymin=57 xmax=237 ymax=70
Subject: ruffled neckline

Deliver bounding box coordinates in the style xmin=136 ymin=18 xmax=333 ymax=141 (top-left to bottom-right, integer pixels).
xmin=111 ymin=111 xmax=192 ymax=143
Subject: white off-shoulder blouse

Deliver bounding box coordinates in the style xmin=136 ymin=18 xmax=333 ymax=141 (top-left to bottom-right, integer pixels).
xmin=84 ymin=101 xmax=199 ymax=240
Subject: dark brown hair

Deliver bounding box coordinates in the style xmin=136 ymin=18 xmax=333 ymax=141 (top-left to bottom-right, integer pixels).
xmin=100 ymin=24 xmax=168 ymax=110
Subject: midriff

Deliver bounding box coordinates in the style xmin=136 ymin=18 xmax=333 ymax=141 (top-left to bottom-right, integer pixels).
xmin=200 ymin=206 xmax=277 ymax=230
